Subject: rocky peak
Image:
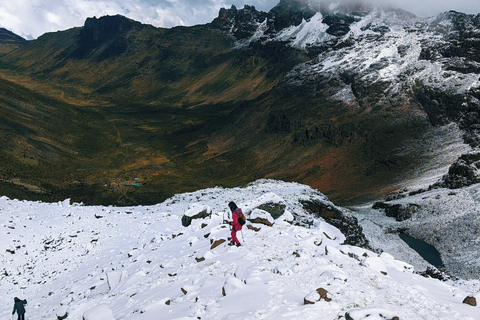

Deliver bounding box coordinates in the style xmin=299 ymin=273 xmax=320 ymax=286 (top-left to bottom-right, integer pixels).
xmin=210 ymin=5 xmax=268 ymax=40
xmin=81 ymin=15 xmax=143 ymax=42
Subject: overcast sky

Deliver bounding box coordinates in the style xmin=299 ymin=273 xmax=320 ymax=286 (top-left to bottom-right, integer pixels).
xmin=0 ymin=0 xmax=479 ymax=40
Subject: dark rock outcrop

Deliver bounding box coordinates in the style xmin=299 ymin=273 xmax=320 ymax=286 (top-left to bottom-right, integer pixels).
xmin=372 ymin=202 xmax=420 ymax=221
xmin=301 ymin=200 xmax=369 ymax=248
xmin=434 ymin=152 xmax=480 ymax=189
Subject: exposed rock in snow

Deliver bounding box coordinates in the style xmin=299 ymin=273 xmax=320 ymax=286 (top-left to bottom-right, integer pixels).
xmin=1 ymin=180 xmax=480 ymax=319
xmin=248 ymin=208 xmax=275 ymax=226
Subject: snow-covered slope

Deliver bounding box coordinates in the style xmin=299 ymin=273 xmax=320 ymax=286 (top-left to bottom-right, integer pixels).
xmin=1 ymin=180 xmax=479 ymax=319
xmin=352 ymin=182 xmax=480 ymax=280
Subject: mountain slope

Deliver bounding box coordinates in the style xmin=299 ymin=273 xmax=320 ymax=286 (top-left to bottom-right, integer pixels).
xmin=0 ymin=1 xmax=479 ymax=205
xmin=0 ymin=28 xmax=26 ymax=55
xmin=1 ymin=180 xmax=479 ymax=319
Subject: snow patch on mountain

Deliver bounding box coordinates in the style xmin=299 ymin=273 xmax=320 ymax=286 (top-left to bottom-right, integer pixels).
xmin=275 ymin=12 xmax=331 ymax=50
xmin=1 ymin=180 xmax=480 ymax=319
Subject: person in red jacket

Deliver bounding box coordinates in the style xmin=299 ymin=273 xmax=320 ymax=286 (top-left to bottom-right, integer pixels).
xmin=228 ymin=201 xmax=243 ymax=246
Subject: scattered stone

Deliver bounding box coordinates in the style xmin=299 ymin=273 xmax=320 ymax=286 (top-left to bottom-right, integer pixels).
xmin=56 ymin=305 xmax=69 ymax=320
xmin=195 ymin=257 xmax=205 ymax=263
xmin=181 ymin=203 xmax=212 ymax=227
xmin=6 ymin=249 xmax=15 ymax=254
xmin=181 ymin=288 xmax=187 ymax=295
xmin=94 ymin=214 xmax=103 ymax=219
xmin=247 ymin=224 xmax=261 ymax=231
xmin=222 ymin=276 xmax=244 ymax=296
xmin=165 ymin=300 xmax=171 ymax=305
xmin=304 ymin=287 xmax=332 ymax=304
xmin=463 ymin=296 xmax=477 ymax=306
xmin=210 ymin=239 xmax=226 ymax=249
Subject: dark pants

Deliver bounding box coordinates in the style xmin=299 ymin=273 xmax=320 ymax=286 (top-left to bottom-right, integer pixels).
xmin=17 ymin=313 xmax=25 ymax=320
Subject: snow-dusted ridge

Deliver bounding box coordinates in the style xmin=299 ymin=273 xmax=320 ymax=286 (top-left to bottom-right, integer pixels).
xmin=1 ymin=180 xmax=480 ymax=319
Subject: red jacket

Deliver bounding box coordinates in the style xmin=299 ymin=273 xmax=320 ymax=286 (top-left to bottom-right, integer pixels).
xmin=231 ymin=208 xmax=243 ymax=231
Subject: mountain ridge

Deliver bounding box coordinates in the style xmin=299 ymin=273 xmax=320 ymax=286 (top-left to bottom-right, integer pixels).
xmin=0 ymin=0 xmax=479 ymax=206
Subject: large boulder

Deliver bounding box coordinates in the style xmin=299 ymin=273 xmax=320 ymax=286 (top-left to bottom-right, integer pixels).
xmin=256 ymin=199 xmax=286 ymax=219
xmin=181 ymin=203 xmax=212 ymax=227
xmin=463 ymin=295 xmax=478 ymax=307
xmin=248 ymin=208 xmax=274 ymax=226
xmin=243 ymin=192 xmax=286 ymax=220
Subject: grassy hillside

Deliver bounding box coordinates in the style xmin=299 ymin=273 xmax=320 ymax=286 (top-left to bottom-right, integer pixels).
xmin=0 ymin=15 xmax=441 ymax=206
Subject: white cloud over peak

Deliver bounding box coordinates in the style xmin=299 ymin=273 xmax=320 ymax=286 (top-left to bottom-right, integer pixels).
xmin=0 ymin=0 xmax=478 ymax=40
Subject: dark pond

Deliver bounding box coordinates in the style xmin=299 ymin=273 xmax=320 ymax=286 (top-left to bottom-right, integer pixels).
xmin=399 ymin=232 xmax=444 ymax=268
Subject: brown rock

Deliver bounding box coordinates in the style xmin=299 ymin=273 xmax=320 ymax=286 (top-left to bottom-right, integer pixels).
xmin=250 ymin=217 xmax=273 ymax=226
xmin=247 ymin=224 xmax=261 ymax=231
xmin=210 ymin=239 xmax=226 ymax=249
xmin=316 ymin=288 xmax=332 ymax=302
xmin=195 ymin=257 xmax=205 ymax=262
xmin=463 ymin=296 xmax=477 ymax=306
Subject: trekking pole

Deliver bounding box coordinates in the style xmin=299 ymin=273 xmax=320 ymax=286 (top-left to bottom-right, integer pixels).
xmin=241 ymin=229 xmax=245 ymax=242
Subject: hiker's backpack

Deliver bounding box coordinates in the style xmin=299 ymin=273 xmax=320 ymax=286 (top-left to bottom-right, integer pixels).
xmin=237 ymin=211 xmax=246 ymax=226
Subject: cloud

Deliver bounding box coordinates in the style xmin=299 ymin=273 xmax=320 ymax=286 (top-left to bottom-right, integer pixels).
xmin=0 ymin=0 xmax=478 ymax=40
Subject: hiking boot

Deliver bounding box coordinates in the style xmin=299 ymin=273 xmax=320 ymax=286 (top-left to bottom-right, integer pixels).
xmin=228 ymin=242 xmax=235 ymax=246
xmin=236 ymin=243 xmax=241 ymax=247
